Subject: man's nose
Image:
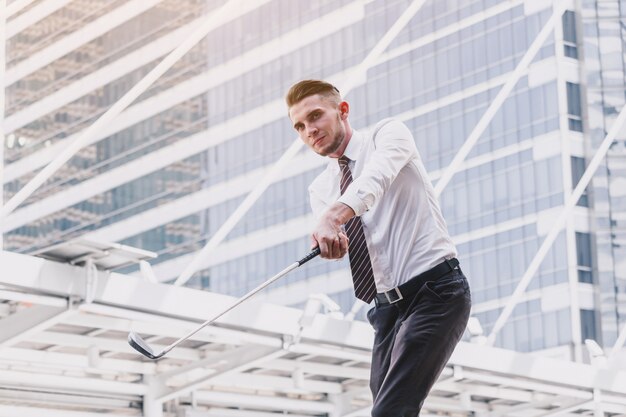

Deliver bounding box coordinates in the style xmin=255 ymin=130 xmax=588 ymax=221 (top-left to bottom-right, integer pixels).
xmin=306 ymin=124 xmax=318 ymax=137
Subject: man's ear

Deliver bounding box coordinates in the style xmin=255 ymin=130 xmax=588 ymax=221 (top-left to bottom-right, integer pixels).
xmin=339 ymin=101 xmax=350 ymax=119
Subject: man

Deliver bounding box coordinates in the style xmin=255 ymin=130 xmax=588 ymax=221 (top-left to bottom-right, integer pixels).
xmin=286 ymin=79 xmax=471 ymax=417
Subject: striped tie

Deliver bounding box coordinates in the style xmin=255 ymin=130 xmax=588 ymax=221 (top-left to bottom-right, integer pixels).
xmin=338 ymin=156 xmax=377 ymax=303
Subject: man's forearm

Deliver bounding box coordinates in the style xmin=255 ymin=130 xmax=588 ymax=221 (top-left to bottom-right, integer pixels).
xmin=324 ymin=201 xmax=356 ymax=227
xmin=311 ymin=202 xmax=354 ymax=259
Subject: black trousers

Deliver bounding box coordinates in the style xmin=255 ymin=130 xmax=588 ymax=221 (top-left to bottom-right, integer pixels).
xmin=367 ymin=268 xmax=471 ymax=417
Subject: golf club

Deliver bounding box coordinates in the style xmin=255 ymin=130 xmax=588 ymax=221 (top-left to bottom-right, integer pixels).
xmin=128 ymin=247 xmax=321 ymax=359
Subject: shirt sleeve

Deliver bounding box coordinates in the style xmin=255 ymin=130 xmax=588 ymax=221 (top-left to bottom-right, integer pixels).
xmin=308 ymin=176 xmax=329 ymax=221
xmin=337 ymin=119 xmax=418 ymax=216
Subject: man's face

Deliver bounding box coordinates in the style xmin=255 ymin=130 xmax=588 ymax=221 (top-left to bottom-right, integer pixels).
xmin=289 ymin=94 xmax=347 ymax=157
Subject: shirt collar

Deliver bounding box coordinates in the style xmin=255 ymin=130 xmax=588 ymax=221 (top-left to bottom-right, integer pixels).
xmin=340 ymin=129 xmax=361 ymax=162
xmin=328 ymin=130 xmax=363 ymax=168
xmin=326 ymin=129 xmax=361 ymax=173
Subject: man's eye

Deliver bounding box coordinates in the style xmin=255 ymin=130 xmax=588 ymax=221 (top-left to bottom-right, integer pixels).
xmin=312 ymin=113 xmax=320 ymax=119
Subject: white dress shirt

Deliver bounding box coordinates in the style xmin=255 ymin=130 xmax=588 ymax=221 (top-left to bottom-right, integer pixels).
xmin=308 ymin=118 xmax=457 ymax=292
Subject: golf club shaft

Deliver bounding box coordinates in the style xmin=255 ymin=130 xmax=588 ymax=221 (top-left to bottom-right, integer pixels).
xmin=159 ymin=247 xmax=320 ymax=356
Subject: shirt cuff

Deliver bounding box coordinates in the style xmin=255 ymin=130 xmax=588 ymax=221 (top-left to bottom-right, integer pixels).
xmin=338 ymin=193 xmax=367 ymax=217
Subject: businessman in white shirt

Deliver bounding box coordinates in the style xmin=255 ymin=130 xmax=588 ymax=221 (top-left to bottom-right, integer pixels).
xmin=286 ymin=79 xmax=471 ymax=417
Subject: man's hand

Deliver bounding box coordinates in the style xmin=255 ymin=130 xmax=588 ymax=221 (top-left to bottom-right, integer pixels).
xmin=312 ymin=202 xmax=355 ymax=259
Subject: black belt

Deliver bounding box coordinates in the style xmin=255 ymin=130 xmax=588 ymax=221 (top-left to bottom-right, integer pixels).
xmin=375 ymin=258 xmax=460 ymax=305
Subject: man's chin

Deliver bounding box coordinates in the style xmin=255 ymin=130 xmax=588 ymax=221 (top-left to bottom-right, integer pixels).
xmin=315 ymin=143 xmax=341 ymax=157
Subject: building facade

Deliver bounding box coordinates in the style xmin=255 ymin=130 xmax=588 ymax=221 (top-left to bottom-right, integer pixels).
xmin=3 ymin=0 xmax=625 ymax=360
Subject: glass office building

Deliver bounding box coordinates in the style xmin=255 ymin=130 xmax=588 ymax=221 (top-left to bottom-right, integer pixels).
xmin=3 ymin=0 xmax=625 ymax=360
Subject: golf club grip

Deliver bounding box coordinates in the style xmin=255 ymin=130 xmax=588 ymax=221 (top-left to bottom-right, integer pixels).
xmin=298 ymin=247 xmax=321 ymax=265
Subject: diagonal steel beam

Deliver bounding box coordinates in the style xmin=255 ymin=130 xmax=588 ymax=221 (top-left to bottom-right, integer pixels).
xmin=0 ymin=305 xmax=73 ymax=348
xmin=0 ymin=0 xmax=246 ymax=221
xmin=533 ymin=399 xmax=593 ymax=417
xmin=174 ymin=0 xmax=429 ymax=286
xmin=0 ymin=0 xmax=35 ymax=20
xmin=610 ymin=319 xmax=626 ymax=358
xmin=487 ymin=101 xmax=626 ymax=345
xmin=486 ymin=396 xmax=567 ymax=417
xmin=155 ymin=345 xmax=283 ymax=403
xmin=153 ymin=344 xmax=268 ymax=381
xmin=434 ymin=0 xmax=568 ymax=197
xmin=1 ymin=0 xmax=5 ymax=251
xmin=5 ymin=0 xmax=165 ymax=88
xmin=5 ymin=0 xmax=72 ymax=40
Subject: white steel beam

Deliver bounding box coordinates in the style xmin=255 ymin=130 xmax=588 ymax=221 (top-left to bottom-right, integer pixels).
xmin=68 ymin=76 xmax=520 ymax=242
xmin=0 ymin=368 xmax=146 ymax=395
xmin=0 ymin=288 xmax=67 ymax=307
xmin=3 ymin=0 xmax=275 ymax=131
xmin=610 ymin=319 xmax=626 ymax=358
xmin=147 ymin=215 xmax=313 ymax=282
xmin=173 ymin=138 xmax=303 ymax=286
xmin=341 ymin=406 xmax=372 ymax=417
xmin=0 ymin=0 xmax=247 ymax=219
xmin=450 ymin=342 xmax=626 ymax=395
xmin=486 ymin=396 xmax=569 ymax=417
xmin=4 ymin=0 xmax=164 ymax=86
xmin=422 ymin=395 xmax=490 ymax=414
xmin=83 ymin=151 xmax=323 ymax=243
xmin=264 ymin=358 xmax=369 ymax=380
xmin=535 ymin=400 xmax=593 ymax=417
xmin=1 ymin=101 xmax=284 ymax=231
xmin=68 ymin=72 xmax=517 ymax=242
xmin=0 ymin=251 xmax=375 ymax=350
xmin=0 ymin=0 xmax=5 ymax=252
xmin=339 ymin=0 xmax=428 ymax=93
xmin=5 ymin=0 xmax=72 ymax=39
xmin=455 ymin=369 xmax=593 ymax=400
xmin=154 ymin=344 xmax=271 ymax=381
xmin=174 ymin=0 xmax=429 ymax=286
xmin=2 ymin=0 xmax=519 ymax=184
xmin=185 ymin=409 xmax=313 ymax=417
xmin=0 ymin=346 xmax=156 ymax=375
xmin=2 ymin=0 xmax=363 ymax=183
xmin=65 ymin=309 xmax=281 ymax=353
xmin=29 ymin=330 xmax=195 ymax=362
xmin=433 ymin=0 xmax=569 ymax=196
xmin=156 ymin=346 xmax=283 ymax=403
xmin=436 ymin=379 xmax=545 ymax=403
xmin=287 ymin=342 xmax=370 ymax=363
xmin=486 ymin=102 xmax=626 ymax=345
xmin=0 ymin=0 xmax=35 ymax=20
xmin=190 ymin=390 xmax=335 ymax=414
xmin=4 ymin=15 xmax=195 ymax=130
xmin=0 ymin=389 xmax=136 ymax=410
xmin=0 ymin=304 xmax=71 ymax=347
xmin=1 ymin=0 xmax=365 ymax=227
xmin=208 ymin=372 xmax=342 ymax=395
xmin=2 ymin=65 xmax=530 ymax=236
xmin=3 ymin=251 xmax=626 ymax=415
xmin=0 ymin=405 xmax=133 ymax=417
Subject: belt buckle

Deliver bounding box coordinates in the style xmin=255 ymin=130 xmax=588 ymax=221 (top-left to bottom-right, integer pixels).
xmin=385 ymin=287 xmax=404 ymax=304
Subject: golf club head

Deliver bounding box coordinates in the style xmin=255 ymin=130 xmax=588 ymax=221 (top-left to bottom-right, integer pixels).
xmin=128 ymin=331 xmax=163 ymax=360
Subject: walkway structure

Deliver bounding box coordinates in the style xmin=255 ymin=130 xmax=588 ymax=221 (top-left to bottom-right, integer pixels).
xmin=2 ymin=1 xmax=626 ymax=415
xmin=1 ymin=249 xmax=625 ymax=417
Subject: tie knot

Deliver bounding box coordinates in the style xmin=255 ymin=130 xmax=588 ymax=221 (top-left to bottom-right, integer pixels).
xmin=338 ymin=155 xmax=350 ymax=168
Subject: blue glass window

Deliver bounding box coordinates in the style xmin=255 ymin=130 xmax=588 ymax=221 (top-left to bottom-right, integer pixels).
xmin=562 ymin=10 xmax=578 ymax=59
xmin=566 ymin=82 xmax=583 ymax=132
xmin=571 ymin=156 xmax=589 ymax=207
xmin=575 ymin=232 xmax=593 ymax=283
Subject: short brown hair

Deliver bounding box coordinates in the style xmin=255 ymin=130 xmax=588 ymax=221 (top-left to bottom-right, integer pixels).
xmin=285 ymin=79 xmax=341 ymax=108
